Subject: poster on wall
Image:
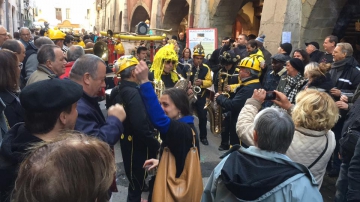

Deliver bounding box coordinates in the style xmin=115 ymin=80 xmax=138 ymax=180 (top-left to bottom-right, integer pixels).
xmin=187 ymin=28 xmax=218 ymax=58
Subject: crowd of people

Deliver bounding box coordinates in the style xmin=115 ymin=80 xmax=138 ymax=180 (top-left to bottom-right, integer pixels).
xmin=0 ymin=23 xmax=360 ymax=202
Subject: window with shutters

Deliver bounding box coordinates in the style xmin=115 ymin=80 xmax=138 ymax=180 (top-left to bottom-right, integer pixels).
xmin=55 ymin=8 xmax=62 ymax=21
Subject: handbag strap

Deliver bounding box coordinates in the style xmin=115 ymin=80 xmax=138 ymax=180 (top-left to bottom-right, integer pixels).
xmin=308 ymin=134 xmax=328 ymax=169
xmin=191 ymin=129 xmax=196 ymax=147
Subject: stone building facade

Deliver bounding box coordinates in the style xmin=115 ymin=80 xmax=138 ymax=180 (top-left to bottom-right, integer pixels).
xmin=96 ymin=0 xmax=359 ymax=54
xmin=0 ymin=0 xmax=27 ymax=35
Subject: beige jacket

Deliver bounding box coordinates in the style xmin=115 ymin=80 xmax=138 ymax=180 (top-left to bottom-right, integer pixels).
xmin=236 ymin=98 xmax=336 ymax=187
xmin=26 ymin=65 xmax=57 ymax=86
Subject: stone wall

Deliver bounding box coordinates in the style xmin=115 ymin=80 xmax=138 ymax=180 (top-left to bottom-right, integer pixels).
xmin=302 ymin=0 xmax=346 ymax=51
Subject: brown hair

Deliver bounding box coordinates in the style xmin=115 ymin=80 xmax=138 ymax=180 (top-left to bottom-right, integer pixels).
xmin=0 ymin=50 xmax=19 ymax=91
xmin=182 ymin=47 xmax=191 ymax=59
xmin=13 ymin=132 xmax=116 ymax=202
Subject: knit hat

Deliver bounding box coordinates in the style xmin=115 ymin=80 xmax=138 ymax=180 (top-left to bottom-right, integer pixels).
xmin=280 ymin=43 xmax=292 ymax=55
xmin=255 ymin=35 xmax=265 ymax=44
xmin=289 ymin=58 xmax=304 ymax=75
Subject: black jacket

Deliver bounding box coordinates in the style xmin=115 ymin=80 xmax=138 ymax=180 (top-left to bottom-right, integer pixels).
xmin=213 ymin=66 xmax=239 ymax=94
xmin=0 ymin=91 xmax=24 ymax=128
xmin=0 ymin=123 xmax=42 ymax=202
xmin=114 ymin=80 xmax=160 ymax=154
xmin=307 ymin=73 xmax=334 ymax=93
xmin=309 ymin=50 xmax=325 ymax=63
xmin=329 ymin=57 xmax=360 ymax=96
xmin=208 ymin=45 xmax=231 ymax=73
xmin=233 ymin=45 xmax=249 ymax=60
xmin=21 ymin=42 xmax=37 ymax=80
xmin=217 ymin=79 xmax=261 ymax=123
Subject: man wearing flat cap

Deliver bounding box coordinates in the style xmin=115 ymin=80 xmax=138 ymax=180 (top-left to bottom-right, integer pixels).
xmin=305 ymin=41 xmax=324 ymax=63
xmin=0 ymin=78 xmax=83 ymax=201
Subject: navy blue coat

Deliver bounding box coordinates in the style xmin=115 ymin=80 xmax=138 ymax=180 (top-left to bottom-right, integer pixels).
xmin=75 ymin=93 xmax=124 ymax=146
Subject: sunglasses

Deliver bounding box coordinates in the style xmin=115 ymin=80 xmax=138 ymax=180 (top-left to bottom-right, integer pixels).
xmin=165 ymin=60 xmax=176 ymax=65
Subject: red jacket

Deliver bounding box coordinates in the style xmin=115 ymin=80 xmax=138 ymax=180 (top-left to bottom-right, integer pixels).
xmin=60 ymin=61 xmax=75 ymax=79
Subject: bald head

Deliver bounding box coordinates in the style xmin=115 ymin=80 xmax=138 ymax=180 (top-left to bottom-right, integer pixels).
xmin=67 ymin=45 xmax=85 ymax=62
xmin=0 ymin=26 xmax=9 ymax=47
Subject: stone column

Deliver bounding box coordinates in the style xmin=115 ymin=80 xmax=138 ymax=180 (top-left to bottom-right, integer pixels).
xmin=150 ymin=0 xmax=161 ymax=35
xmin=194 ymin=0 xmax=210 ymax=28
xmin=123 ymin=0 xmax=129 ymax=32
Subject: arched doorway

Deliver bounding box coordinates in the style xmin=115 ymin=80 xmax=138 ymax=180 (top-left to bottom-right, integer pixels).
xmin=210 ymin=0 xmax=262 ymax=46
xmin=130 ymin=6 xmax=150 ymax=32
xmin=162 ymin=0 xmax=189 ymax=37
xmin=333 ymin=0 xmax=360 ymax=62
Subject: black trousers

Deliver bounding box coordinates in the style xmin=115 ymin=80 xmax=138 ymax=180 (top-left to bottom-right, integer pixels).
xmin=120 ymin=144 xmax=149 ymax=202
xmin=220 ymin=112 xmax=231 ymax=146
xmin=193 ymin=95 xmax=207 ymax=139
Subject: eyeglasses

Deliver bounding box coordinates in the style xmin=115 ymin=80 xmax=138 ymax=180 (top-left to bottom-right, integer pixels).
xmin=165 ymin=60 xmax=176 ymax=65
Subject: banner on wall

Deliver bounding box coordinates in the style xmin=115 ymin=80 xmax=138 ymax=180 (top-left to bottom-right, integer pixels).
xmin=186 ymin=28 xmax=218 ymax=58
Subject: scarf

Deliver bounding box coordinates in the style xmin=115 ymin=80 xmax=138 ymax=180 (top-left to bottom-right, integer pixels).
xmin=283 ymin=73 xmax=305 ymax=103
xmin=332 ymin=57 xmax=351 ymax=69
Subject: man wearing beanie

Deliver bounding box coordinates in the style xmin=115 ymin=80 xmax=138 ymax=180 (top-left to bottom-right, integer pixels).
xmin=0 ymin=78 xmax=83 ymax=201
xmin=262 ymin=54 xmax=288 ymax=108
xmin=255 ymin=35 xmax=272 ymax=71
xmin=276 ymin=58 xmax=306 ymax=104
xmin=278 ymin=42 xmax=292 ymax=61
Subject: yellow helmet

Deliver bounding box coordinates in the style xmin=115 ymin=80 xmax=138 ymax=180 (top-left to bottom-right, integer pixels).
xmin=238 ymin=56 xmax=261 ymax=72
xmin=115 ymin=42 xmax=125 ymax=55
xmin=77 ymin=40 xmax=85 ymax=48
xmin=145 ymin=19 xmax=150 ymax=24
xmin=115 ymin=55 xmax=139 ymax=74
xmin=193 ymin=44 xmax=205 ymax=57
xmin=47 ymin=29 xmax=66 ymax=40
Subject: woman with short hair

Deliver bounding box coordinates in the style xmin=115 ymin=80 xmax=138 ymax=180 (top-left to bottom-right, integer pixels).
xmin=237 ymin=89 xmax=339 ymax=187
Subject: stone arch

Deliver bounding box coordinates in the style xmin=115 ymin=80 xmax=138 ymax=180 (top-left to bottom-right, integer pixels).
xmin=210 ymin=0 xmax=257 ymax=44
xmin=302 ymin=0 xmax=347 ymax=49
xmin=162 ymin=0 xmax=189 ymax=37
xmin=129 ymin=3 xmax=150 ymax=32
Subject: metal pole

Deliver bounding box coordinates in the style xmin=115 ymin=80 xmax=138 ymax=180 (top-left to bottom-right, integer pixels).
xmin=5 ymin=0 xmax=9 ymax=30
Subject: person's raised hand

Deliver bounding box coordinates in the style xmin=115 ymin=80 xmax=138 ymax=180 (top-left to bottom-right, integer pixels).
xmin=336 ymin=101 xmax=349 ymax=110
xmin=251 ymin=88 xmax=266 ymax=103
xmin=143 ymin=159 xmax=159 ymax=170
xmin=108 ymin=104 xmax=126 ymax=122
xmin=340 ymin=95 xmax=348 ymax=103
xmin=134 ymin=60 xmax=150 ymax=84
xmin=330 ymin=88 xmax=341 ymax=97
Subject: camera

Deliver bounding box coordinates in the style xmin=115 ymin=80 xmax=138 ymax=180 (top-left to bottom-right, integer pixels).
xmin=264 ymin=91 xmax=276 ymax=100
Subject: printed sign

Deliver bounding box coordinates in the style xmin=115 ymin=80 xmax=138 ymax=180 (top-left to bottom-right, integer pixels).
xmin=187 ymin=28 xmax=218 ymax=58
